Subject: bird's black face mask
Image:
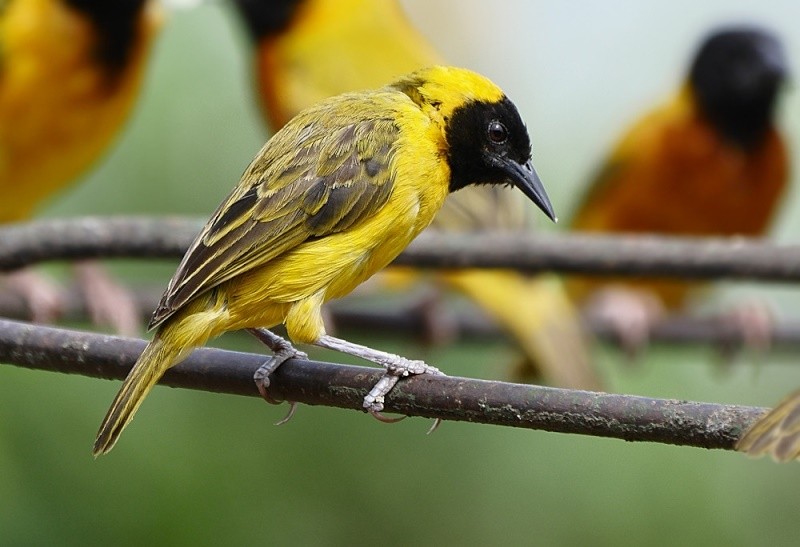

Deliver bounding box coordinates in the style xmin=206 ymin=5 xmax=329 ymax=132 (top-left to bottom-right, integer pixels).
xmin=446 ymin=96 xmax=556 ymax=222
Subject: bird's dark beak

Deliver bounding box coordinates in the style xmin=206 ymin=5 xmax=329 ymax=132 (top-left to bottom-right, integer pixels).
xmin=500 ymin=158 xmax=557 ymax=222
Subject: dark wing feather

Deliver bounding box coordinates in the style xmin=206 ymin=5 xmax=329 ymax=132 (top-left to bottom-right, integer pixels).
xmin=149 ymin=95 xmax=401 ymax=328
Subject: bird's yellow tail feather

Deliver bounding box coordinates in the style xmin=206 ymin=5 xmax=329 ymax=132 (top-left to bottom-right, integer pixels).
xmin=93 ymin=336 xmax=183 ymax=456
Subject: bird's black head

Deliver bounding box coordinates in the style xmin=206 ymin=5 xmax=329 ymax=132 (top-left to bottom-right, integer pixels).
xmin=234 ymin=0 xmax=305 ymax=40
xmin=65 ymin=0 xmax=149 ymax=74
xmin=689 ymin=26 xmax=788 ymax=149
xmin=445 ymin=97 xmax=556 ymax=221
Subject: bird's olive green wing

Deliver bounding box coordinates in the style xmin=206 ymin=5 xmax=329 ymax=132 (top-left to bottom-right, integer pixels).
xmin=149 ymin=106 xmax=399 ymax=328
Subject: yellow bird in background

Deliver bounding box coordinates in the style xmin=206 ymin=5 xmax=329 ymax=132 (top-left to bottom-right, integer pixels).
xmin=232 ymin=0 xmax=600 ymax=390
xmin=93 ymin=65 xmax=557 ymax=455
xmin=0 ymin=0 xmax=162 ymax=333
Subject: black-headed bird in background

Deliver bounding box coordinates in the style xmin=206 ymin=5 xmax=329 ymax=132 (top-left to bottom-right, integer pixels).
xmin=568 ymin=26 xmax=789 ymax=355
xmin=232 ymin=0 xmax=600 ymax=390
xmin=0 ymin=0 xmax=162 ymax=334
xmin=93 ymin=65 xmax=557 ymax=455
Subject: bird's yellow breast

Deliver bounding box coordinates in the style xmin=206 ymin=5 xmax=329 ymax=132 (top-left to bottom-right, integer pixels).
xmin=0 ymin=0 xmax=162 ymax=222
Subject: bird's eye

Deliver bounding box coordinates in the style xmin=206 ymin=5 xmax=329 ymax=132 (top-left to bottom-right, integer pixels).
xmin=487 ymin=121 xmax=508 ymax=144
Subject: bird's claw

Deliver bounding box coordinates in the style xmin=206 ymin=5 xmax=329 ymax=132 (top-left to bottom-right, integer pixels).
xmin=274 ymin=402 xmax=299 ymax=426
xmin=362 ymin=362 xmax=443 ymax=432
xmin=426 ymin=419 xmax=442 ymax=435
xmin=369 ymin=408 xmax=407 ymax=423
xmin=362 ymin=373 xmax=399 ymax=414
xmin=252 ymin=341 xmax=307 ymax=418
xmin=363 ymin=373 xmax=407 ymax=422
xmin=255 ymin=371 xmax=283 ymax=405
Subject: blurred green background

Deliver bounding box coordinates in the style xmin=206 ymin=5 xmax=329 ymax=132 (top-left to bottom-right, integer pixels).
xmin=2 ymin=1 xmax=800 ymax=545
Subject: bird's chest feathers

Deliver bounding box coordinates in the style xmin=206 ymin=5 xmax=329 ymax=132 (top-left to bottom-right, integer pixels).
xmin=325 ymin=142 xmax=449 ymax=298
xmin=357 ymin=119 xmax=448 ymax=253
xmin=354 ymin=171 xmax=446 ymax=273
xmin=632 ymin=121 xmax=786 ymax=234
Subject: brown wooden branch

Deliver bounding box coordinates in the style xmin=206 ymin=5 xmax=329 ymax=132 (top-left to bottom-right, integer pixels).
xmin=0 ymin=318 xmax=768 ymax=450
xmin=1 ymin=216 xmax=799 ymax=281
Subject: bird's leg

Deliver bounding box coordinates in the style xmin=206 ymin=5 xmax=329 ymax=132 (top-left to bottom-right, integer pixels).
xmin=313 ymin=334 xmax=442 ymax=421
xmin=714 ymin=298 xmax=774 ymax=365
xmin=73 ymin=261 xmax=141 ymax=337
xmin=582 ymin=286 xmax=664 ymax=361
xmin=4 ymin=269 xmax=64 ymax=323
xmin=247 ymin=328 xmax=307 ymax=424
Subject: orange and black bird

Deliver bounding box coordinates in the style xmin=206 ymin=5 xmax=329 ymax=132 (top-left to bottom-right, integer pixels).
xmin=93 ymin=65 xmax=557 ymax=455
xmin=0 ymin=0 xmax=162 ymax=333
xmin=568 ymin=26 xmax=789 ymax=352
xmin=232 ymin=0 xmax=600 ymax=390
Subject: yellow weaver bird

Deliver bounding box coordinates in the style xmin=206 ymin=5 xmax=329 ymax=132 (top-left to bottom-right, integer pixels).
xmin=93 ymin=65 xmax=557 ymax=455
xmin=737 ymin=390 xmax=800 ymax=462
xmin=0 ymin=0 xmax=162 ymax=333
xmin=233 ymin=0 xmax=599 ymax=390
xmin=568 ymin=27 xmax=789 ymax=353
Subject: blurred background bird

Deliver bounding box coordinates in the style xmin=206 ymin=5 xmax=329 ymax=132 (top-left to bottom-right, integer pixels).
xmin=737 ymin=388 xmax=800 ymax=462
xmin=567 ymin=26 xmax=790 ymax=357
xmin=0 ymin=0 xmax=163 ymax=334
xmin=232 ymin=0 xmax=600 ymax=390
xmin=93 ymin=65 xmax=557 ymax=454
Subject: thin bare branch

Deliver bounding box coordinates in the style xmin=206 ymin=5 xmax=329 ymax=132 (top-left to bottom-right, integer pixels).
xmin=0 ymin=318 xmax=768 ymax=450
xmin=0 ymin=216 xmax=201 ymax=271
xmin=3 ymin=285 xmax=800 ymax=350
xmin=0 ymin=216 xmax=799 ymax=281
xmin=330 ymin=302 xmax=800 ymax=350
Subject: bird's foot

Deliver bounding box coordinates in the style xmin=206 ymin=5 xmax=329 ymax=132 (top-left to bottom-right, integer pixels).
xmin=714 ymin=298 xmax=774 ymax=365
xmin=253 ymin=346 xmax=306 ymax=404
xmin=74 ymin=261 xmax=140 ymax=337
xmin=363 ymin=354 xmax=442 ymax=431
xmin=248 ymin=328 xmax=307 ymax=420
xmin=5 ymin=269 xmax=64 ymax=323
xmin=313 ymin=334 xmax=443 ymax=430
xmin=583 ymin=286 xmax=664 ymax=361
